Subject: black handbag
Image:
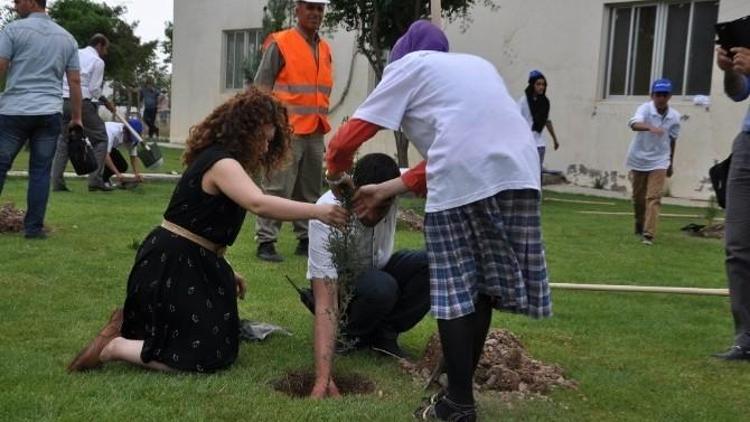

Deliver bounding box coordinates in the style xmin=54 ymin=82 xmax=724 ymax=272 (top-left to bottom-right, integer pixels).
xmin=68 ymin=125 xmax=98 ymax=175
xmin=709 ymin=154 xmax=732 ymax=209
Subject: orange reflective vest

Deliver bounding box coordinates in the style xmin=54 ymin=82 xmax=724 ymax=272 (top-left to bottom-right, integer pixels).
xmin=271 ymin=29 xmax=333 ymax=135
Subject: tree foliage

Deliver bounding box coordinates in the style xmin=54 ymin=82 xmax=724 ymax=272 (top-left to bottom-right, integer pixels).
xmin=244 ymin=0 xmax=295 ymax=82
xmin=324 ymin=0 xmax=497 ymax=79
xmin=161 ymin=21 xmax=173 ymax=65
xmin=48 ymin=0 xmax=160 ymax=90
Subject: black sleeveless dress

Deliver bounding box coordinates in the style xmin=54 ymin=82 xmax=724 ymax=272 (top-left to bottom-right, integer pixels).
xmin=121 ymin=145 xmax=246 ymax=372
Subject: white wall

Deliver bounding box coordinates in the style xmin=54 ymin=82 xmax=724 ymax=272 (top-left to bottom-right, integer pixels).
xmin=172 ymin=0 xmax=750 ymax=200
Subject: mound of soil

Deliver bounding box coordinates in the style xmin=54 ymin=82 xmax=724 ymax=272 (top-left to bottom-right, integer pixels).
xmin=402 ymin=329 xmax=576 ymax=399
xmin=272 ymin=369 xmax=375 ymax=398
xmin=0 ymin=203 xmax=25 ymax=233
xmin=396 ymin=209 xmax=424 ymax=231
xmin=681 ymin=223 xmax=724 ymax=239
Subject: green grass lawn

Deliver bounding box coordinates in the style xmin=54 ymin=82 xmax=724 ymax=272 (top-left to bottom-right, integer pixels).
xmin=0 ymin=180 xmax=745 ymax=421
xmin=9 ymin=142 xmax=185 ymax=175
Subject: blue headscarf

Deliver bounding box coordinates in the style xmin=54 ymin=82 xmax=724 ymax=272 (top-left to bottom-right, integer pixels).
xmin=389 ymin=20 xmax=449 ymax=64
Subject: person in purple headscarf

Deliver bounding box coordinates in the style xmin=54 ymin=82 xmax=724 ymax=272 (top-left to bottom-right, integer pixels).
xmin=323 ymin=20 xmax=551 ymax=420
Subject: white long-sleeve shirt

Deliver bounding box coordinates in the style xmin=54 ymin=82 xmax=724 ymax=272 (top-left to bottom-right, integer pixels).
xmin=63 ymin=46 xmax=104 ymax=100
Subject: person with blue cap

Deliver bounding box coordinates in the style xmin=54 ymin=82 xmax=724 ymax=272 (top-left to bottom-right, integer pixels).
xmin=625 ymin=78 xmax=681 ymax=245
xmin=518 ymin=70 xmax=560 ymax=170
xmin=102 ymin=118 xmax=144 ymax=187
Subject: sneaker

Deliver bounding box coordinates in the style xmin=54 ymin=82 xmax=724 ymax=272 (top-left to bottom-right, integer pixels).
xmin=295 ymin=238 xmax=309 ymax=256
xmin=257 ymin=242 xmax=283 ymax=262
xmin=641 ymin=235 xmax=653 ymax=245
xmin=88 ymin=184 xmax=113 ymax=192
xmin=371 ymin=336 xmax=410 ymax=359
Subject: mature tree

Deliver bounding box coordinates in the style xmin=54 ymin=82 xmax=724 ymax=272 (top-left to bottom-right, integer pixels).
xmin=161 ymin=21 xmax=173 ymax=65
xmin=325 ymin=0 xmax=497 ymax=166
xmin=243 ymin=0 xmax=295 ymax=82
xmin=48 ymin=0 xmax=162 ymax=110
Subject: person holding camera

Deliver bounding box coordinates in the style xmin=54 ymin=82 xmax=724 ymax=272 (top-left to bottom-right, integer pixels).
xmin=714 ymin=45 xmax=750 ymax=361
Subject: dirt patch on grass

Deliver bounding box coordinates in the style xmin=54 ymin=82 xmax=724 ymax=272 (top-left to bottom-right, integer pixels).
xmin=272 ymin=369 xmax=376 ymax=398
xmin=397 ymin=209 xmax=424 ymax=231
xmin=681 ymin=223 xmax=724 ymax=239
xmin=0 ymin=203 xmax=25 ymax=233
xmin=402 ymin=329 xmax=577 ymax=399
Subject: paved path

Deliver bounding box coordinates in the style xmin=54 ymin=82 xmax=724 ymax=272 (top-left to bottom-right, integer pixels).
xmin=544 ymin=184 xmax=709 ymax=208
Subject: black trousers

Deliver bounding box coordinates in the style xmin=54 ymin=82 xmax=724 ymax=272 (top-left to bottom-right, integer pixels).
xmin=143 ymin=107 xmax=158 ymax=138
xmin=343 ymin=250 xmax=430 ymax=342
xmin=726 ymin=131 xmax=750 ymax=348
xmin=102 ymin=148 xmax=128 ymax=184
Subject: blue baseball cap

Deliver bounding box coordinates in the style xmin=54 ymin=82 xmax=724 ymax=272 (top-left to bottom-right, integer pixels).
xmin=127 ymin=118 xmax=143 ymax=134
xmin=651 ymin=78 xmax=673 ymax=94
xmin=528 ymin=69 xmax=545 ymax=83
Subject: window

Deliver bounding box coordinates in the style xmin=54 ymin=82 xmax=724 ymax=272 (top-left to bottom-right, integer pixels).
xmin=604 ymin=1 xmax=719 ymax=97
xmin=224 ymin=29 xmax=263 ymax=90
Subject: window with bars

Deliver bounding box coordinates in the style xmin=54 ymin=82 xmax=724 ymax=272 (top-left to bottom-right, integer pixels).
xmin=603 ymin=1 xmax=719 ymax=97
xmin=224 ymin=29 xmax=263 ymax=90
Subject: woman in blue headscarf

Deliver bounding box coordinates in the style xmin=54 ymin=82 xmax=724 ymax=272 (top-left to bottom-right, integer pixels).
xmin=323 ymin=20 xmax=551 ymax=421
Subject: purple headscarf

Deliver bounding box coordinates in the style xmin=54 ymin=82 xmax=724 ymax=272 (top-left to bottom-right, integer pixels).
xmin=388 ymin=20 xmax=449 ymax=64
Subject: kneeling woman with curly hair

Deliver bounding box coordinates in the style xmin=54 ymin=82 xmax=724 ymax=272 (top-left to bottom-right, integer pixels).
xmin=68 ymin=88 xmax=348 ymax=373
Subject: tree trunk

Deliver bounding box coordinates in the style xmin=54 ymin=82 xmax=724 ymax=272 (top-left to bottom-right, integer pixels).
xmin=394 ymin=131 xmax=409 ymax=168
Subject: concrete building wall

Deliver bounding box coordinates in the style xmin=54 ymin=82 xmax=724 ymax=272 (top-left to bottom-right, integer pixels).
xmin=172 ymin=0 xmax=750 ymax=200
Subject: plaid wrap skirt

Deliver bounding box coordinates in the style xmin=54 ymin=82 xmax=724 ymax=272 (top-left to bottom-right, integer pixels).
xmin=424 ymin=189 xmax=552 ymax=320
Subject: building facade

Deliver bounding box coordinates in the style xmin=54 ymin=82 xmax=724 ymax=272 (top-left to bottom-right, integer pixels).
xmin=172 ymin=0 xmax=750 ymax=200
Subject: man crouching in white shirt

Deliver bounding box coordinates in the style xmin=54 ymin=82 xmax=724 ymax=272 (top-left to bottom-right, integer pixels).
xmin=626 ymin=78 xmax=681 ymax=246
xmin=307 ymin=153 xmax=430 ymax=398
xmin=103 ymin=118 xmax=145 ymax=188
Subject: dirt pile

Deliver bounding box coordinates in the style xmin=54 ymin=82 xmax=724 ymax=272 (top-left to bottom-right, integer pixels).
xmin=396 ymin=208 xmax=424 ymax=231
xmin=402 ymin=329 xmax=576 ymax=399
xmin=0 ymin=203 xmax=25 ymax=233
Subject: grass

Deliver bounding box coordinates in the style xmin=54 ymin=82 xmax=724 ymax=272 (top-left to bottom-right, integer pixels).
xmin=9 ymin=141 xmax=185 ymax=175
xmin=0 ymin=180 xmax=746 ymax=421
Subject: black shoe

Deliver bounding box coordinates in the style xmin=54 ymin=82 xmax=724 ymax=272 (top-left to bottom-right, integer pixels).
xmin=24 ymin=231 xmax=48 ymax=240
xmin=371 ymin=336 xmax=410 ymax=359
xmin=713 ymin=345 xmax=750 ymax=361
xmin=257 ymin=242 xmax=283 ymax=262
xmin=88 ymin=184 xmax=113 ymax=192
xmin=52 ymin=185 xmax=71 ymax=192
xmin=641 ymin=234 xmax=654 ymax=245
xmin=295 ymin=238 xmax=309 ymax=256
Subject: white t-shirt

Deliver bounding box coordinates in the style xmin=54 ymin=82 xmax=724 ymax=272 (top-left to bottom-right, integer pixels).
xmin=307 ymin=191 xmax=397 ymax=281
xmin=105 ymin=122 xmax=138 ymax=157
xmin=517 ymin=95 xmax=546 ymax=148
xmin=353 ymin=51 xmax=540 ymax=213
xmin=626 ymin=101 xmax=681 ymax=171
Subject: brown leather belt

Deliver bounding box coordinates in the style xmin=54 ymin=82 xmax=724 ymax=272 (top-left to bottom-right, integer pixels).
xmin=160 ymin=219 xmax=227 ymax=257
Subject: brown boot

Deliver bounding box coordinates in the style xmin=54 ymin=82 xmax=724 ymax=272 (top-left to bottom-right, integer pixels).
xmin=67 ymin=308 xmax=124 ymax=372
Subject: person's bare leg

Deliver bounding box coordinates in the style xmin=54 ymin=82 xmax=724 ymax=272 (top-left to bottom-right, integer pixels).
xmin=100 ymin=337 xmax=174 ymax=372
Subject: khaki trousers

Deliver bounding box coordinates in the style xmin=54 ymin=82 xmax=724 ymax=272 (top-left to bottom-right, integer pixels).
xmin=631 ymin=169 xmax=667 ymax=238
xmin=255 ymin=133 xmax=324 ymax=243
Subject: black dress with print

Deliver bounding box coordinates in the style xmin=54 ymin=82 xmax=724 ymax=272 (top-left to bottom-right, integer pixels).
xmin=121 ymin=145 xmax=246 ymax=372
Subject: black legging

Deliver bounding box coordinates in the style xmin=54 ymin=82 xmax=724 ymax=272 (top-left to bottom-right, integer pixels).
xmin=143 ymin=107 xmax=159 ymax=138
xmin=437 ymin=294 xmax=493 ymax=406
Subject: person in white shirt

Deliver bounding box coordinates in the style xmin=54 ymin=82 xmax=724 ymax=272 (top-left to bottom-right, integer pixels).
xmin=626 ymin=78 xmax=681 ymax=245
xmin=51 ymin=33 xmax=117 ymax=192
xmin=323 ymin=21 xmax=551 ymax=420
xmin=102 ymin=119 xmax=144 ymax=187
xmin=308 ymin=153 xmax=430 ymax=397
xmin=517 ymin=70 xmax=560 ymax=171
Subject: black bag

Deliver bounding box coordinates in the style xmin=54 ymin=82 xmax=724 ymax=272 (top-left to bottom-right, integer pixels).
xmin=68 ymin=125 xmax=98 ymax=175
xmin=137 ymin=141 xmax=163 ymax=169
xmin=709 ymin=154 xmax=732 ymax=209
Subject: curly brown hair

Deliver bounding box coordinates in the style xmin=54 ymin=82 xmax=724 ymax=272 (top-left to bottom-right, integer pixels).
xmin=182 ymin=87 xmax=291 ymax=175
